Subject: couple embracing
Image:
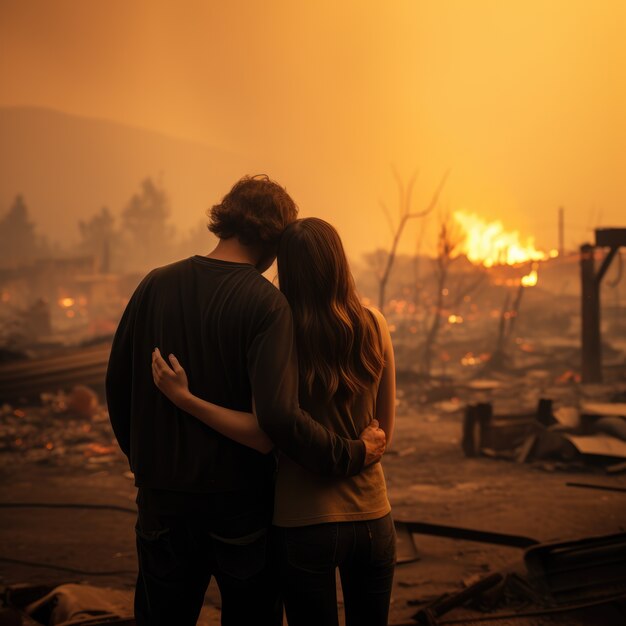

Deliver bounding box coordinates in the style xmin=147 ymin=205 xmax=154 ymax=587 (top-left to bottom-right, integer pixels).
xmin=106 ymin=175 xmax=397 ymax=626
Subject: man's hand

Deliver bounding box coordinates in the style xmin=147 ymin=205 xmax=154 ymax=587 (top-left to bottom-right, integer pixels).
xmin=359 ymin=419 xmax=386 ymax=466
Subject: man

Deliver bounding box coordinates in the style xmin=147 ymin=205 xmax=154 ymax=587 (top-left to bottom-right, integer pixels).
xmin=106 ymin=175 xmax=386 ymax=626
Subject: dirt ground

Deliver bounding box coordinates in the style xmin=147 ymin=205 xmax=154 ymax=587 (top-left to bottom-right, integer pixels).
xmin=1 ymin=395 xmax=625 ymax=625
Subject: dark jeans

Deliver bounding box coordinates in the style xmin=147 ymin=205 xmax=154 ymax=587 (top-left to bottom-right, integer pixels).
xmin=134 ymin=485 xmax=281 ymax=626
xmin=276 ymin=513 xmax=396 ymax=626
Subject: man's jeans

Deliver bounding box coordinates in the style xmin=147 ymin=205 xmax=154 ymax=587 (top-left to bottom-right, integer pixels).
xmin=275 ymin=513 xmax=396 ymax=626
xmin=134 ymin=485 xmax=281 ymax=626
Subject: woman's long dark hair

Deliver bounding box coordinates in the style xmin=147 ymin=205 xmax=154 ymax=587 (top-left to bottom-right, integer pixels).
xmin=277 ymin=218 xmax=384 ymax=408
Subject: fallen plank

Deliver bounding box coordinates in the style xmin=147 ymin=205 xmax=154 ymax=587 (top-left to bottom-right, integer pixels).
xmin=565 ymin=482 xmax=626 ymax=494
xmin=395 ymin=520 xmax=539 ymax=549
xmin=562 ymin=433 xmax=626 ymax=458
xmin=581 ymin=402 xmax=626 ymax=418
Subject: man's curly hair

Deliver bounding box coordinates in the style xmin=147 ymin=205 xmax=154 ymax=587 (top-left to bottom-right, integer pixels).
xmin=208 ymin=175 xmax=298 ymax=248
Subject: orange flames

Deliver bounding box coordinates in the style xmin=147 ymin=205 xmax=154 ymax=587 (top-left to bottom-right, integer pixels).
xmin=453 ymin=211 xmax=554 ymax=287
xmin=453 ymin=211 xmax=550 ymax=268
xmin=520 ymin=265 xmax=538 ymax=287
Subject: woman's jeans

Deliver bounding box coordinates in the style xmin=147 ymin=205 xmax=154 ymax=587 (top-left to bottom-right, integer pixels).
xmin=275 ymin=513 xmax=396 ymax=626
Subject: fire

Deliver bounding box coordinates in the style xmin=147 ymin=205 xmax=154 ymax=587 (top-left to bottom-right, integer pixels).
xmin=59 ymin=297 xmax=75 ymax=308
xmin=453 ymin=211 xmax=548 ymax=267
xmin=521 ymin=266 xmax=538 ymax=287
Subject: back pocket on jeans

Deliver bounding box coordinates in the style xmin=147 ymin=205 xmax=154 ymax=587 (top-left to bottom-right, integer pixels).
xmin=135 ymin=525 xmax=180 ymax=580
xmin=212 ymin=530 xmax=268 ymax=581
xmin=284 ymin=524 xmax=338 ymax=573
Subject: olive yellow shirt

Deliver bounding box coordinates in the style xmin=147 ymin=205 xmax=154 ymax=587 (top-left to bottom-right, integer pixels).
xmin=273 ymin=378 xmax=390 ymax=527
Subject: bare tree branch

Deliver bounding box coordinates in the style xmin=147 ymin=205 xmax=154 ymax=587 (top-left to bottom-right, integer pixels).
xmin=377 ymin=168 xmax=450 ymax=311
xmin=404 ymin=170 xmax=419 ymax=216
xmin=391 ymin=165 xmax=404 ymax=221
xmin=406 ymin=169 xmax=450 ymax=219
xmin=379 ymin=200 xmax=396 ymax=238
xmin=419 ymin=210 xmax=483 ymax=377
xmin=449 ymin=273 xmax=486 ymax=307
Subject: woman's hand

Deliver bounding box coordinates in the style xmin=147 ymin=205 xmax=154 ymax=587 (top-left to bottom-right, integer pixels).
xmin=152 ymin=348 xmax=191 ymax=408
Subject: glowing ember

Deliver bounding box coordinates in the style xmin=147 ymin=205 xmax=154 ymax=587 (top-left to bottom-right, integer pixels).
xmin=448 ymin=314 xmax=464 ymax=324
xmin=59 ymin=297 xmax=75 ymax=308
xmin=461 ymin=352 xmax=480 ymax=366
xmin=453 ymin=211 xmax=548 ymax=267
xmin=521 ymin=268 xmax=538 ymax=287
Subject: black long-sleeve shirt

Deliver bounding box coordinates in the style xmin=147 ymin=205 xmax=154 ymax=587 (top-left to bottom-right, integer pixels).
xmin=106 ymin=255 xmax=365 ymax=492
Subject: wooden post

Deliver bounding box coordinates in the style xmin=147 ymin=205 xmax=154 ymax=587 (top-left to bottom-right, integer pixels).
xmin=580 ymin=243 xmax=602 ymax=383
xmin=558 ymin=206 xmax=564 ymax=257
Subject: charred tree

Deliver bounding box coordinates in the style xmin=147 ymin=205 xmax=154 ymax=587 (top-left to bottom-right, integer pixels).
xmin=485 ymin=269 xmax=533 ymax=373
xmin=420 ymin=215 xmax=485 ymax=377
xmin=376 ymin=168 xmax=449 ymax=312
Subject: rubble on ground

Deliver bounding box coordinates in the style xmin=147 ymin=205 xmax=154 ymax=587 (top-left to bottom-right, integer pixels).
xmin=408 ymin=531 xmax=626 ymax=626
xmin=459 ymin=391 xmax=626 ymax=472
xmin=0 ymin=387 xmax=126 ymax=471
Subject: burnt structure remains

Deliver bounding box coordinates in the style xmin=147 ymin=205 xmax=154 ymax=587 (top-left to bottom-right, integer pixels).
xmin=581 ymin=228 xmax=626 ymax=383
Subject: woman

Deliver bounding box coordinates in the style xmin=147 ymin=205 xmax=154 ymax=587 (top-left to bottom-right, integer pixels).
xmin=152 ymin=217 xmax=396 ymax=626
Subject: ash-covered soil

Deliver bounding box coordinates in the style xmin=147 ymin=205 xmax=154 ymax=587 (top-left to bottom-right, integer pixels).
xmin=1 ymin=380 xmax=625 ymax=625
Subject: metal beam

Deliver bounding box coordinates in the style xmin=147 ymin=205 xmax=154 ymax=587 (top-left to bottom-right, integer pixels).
xmin=596 ymin=246 xmax=619 ymax=284
xmin=596 ymin=228 xmax=626 ymax=248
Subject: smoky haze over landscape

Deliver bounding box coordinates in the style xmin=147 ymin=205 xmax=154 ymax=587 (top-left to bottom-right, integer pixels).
xmin=1 ymin=4 xmax=626 ymax=625
xmin=0 ymin=0 xmax=625 ymax=373
xmin=1 ymin=0 xmax=625 ymax=260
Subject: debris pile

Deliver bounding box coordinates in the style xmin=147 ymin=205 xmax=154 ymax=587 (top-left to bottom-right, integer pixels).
xmin=0 ymin=386 xmax=125 ymax=470
xmin=2 ymin=582 xmax=134 ymax=626
xmin=407 ymin=532 xmax=626 ymax=625
xmin=462 ymin=393 xmax=626 ymax=472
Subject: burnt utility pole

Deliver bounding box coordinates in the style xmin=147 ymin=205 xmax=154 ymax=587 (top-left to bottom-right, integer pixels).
xmin=580 ymin=228 xmax=626 ymax=383
xmin=558 ymin=206 xmax=564 ymax=257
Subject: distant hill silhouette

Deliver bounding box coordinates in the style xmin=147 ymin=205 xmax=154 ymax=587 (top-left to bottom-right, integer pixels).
xmin=0 ymin=107 xmax=252 ymax=245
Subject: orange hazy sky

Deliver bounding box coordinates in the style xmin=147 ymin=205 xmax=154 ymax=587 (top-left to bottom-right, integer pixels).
xmin=1 ymin=0 xmax=625 ymax=258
